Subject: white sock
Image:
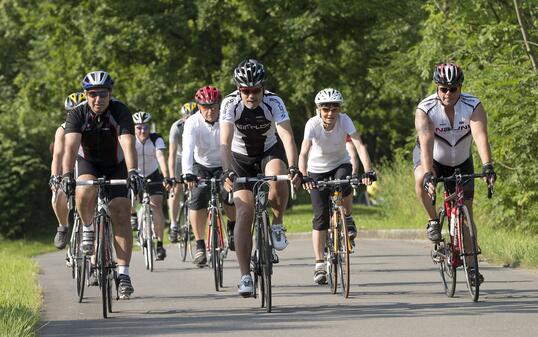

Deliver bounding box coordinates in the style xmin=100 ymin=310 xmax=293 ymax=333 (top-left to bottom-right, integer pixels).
xmin=83 ymin=224 xmax=94 ymax=232
xmin=58 ymin=224 xmax=68 ymax=230
xmin=118 ymin=265 xmax=129 ymax=276
xmin=170 ymin=221 xmax=178 ymax=229
xmin=315 ymin=262 xmax=325 ymax=269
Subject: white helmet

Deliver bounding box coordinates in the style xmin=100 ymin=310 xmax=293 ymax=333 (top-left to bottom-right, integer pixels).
xmin=315 ymin=88 xmax=343 ymax=105
xmin=132 ymin=111 xmax=152 ymax=124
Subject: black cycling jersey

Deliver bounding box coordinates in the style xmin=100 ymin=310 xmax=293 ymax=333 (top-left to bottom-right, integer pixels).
xmin=64 ymin=99 xmax=134 ymax=166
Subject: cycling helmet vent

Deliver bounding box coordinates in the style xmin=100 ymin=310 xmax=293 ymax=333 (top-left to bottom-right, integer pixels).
xmin=433 ymin=63 xmax=464 ymax=87
xmin=315 ymin=88 xmax=344 ymax=105
xmin=64 ymin=92 xmax=86 ymax=110
xmin=82 ymin=70 xmax=114 ymax=90
xmin=180 ymin=101 xmax=198 ymax=117
xmin=233 ymin=59 xmax=266 ymax=87
xmin=195 ymin=86 xmax=220 ymax=106
xmin=132 ymin=111 xmax=152 ymax=124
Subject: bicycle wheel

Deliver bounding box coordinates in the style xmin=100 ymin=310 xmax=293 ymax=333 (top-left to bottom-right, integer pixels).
xmin=217 ymin=215 xmax=225 ymax=288
xmin=261 ymin=212 xmax=272 ymax=312
xmin=325 ymin=231 xmax=337 ymax=294
xmin=337 ymin=208 xmax=350 ymax=298
xmin=97 ymin=215 xmax=109 ymax=319
xmin=76 ymin=254 xmax=86 ymax=301
xmin=435 ymin=211 xmax=456 ymax=297
xmin=177 ymin=203 xmax=189 ymax=262
xmin=210 ymin=210 xmax=220 ymax=291
xmin=330 ymin=215 xmax=339 ymax=294
xmin=460 ymin=205 xmax=480 ymax=302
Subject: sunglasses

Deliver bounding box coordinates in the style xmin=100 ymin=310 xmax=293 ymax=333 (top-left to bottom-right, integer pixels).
xmin=438 ymin=87 xmax=459 ymax=93
xmin=319 ymin=105 xmax=340 ymax=113
xmin=86 ymin=90 xmax=110 ymax=98
xmin=136 ymin=125 xmax=149 ymax=131
xmin=239 ymin=87 xmax=262 ymax=95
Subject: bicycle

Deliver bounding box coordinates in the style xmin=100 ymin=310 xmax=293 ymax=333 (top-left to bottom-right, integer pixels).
xmin=76 ymin=178 xmax=127 ymax=318
xmin=430 ymin=168 xmax=493 ymax=302
xmin=137 ymin=179 xmax=163 ymax=272
xmin=198 ymin=177 xmax=230 ymax=291
xmin=236 ymin=174 xmax=294 ymax=313
xmin=172 ymin=180 xmax=195 ymax=262
xmin=316 ymin=177 xmax=362 ymax=298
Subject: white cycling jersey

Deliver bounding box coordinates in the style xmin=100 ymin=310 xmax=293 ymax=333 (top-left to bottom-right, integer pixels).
xmin=304 ymin=113 xmax=356 ymax=173
xmin=417 ymin=92 xmax=481 ymax=166
xmin=135 ymin=133 xmax=166 ymax=177
xmin=181 ymin=112 xmax=221 ymax=174
xmin=169 ymin=119 xmax=185 ymax=156
xmin=220 ymin=90 xmax=289 ymax=157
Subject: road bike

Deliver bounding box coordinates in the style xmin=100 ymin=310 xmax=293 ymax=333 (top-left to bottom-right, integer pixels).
xmin=430 ymin=169 xmax=493 ymax=302
xmin=173 ymin=181 xmax=194 ymax=262
xmin=137 ymin=179 xmax=163 ymax=272
xmin=236 ymin=174 xmax=294 ymax=313
xmin=76 ymin=178 xmax=127 ymax=318
xmin=317 ymin=177 xmax=362 ymax=298
xmin=198 ymin=177 xmax=230 ymax=291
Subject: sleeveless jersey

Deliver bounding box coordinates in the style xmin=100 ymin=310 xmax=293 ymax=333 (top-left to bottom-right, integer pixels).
xmin=135 ymin=133 xmax=166 ymax=176
xmin=417 ymin=92 xmax=481 ymax=166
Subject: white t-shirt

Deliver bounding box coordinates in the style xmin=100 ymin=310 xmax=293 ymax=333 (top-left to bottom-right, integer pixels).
xmin=181 ymin=112 xmax=221 ymax=174
xmin=304 ymin=113 xmax=356 ymax=173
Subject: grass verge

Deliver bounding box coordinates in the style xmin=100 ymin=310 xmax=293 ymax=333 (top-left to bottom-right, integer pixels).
xmin=0 ymin=237 xmax=55 ymax=337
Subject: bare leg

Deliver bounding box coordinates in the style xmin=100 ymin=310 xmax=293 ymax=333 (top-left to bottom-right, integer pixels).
xmin=150 ymin=195 xmax=165 ymax=241
xmin=234 ymin=190 xmax=254 ymax=275
xmin=109 ymin=197 xmax=133 ymax=266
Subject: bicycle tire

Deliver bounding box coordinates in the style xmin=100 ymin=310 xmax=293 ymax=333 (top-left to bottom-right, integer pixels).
xmin=211 ymin=209 xmax=220 ymax=291
xmin=460 ymin=205 xmax=480 ymax=302
xmin=256 ymin=215 xmax=265 ymax=308
xmin=218 ymin=215 xmax=225 ymax=288
xmin=177 ymin=203 xmax=189 ymax=262
xmin=97 ymin=214 xmax=109 ymax=319
xmin=337 ymin=208 xmax=350 ymax=298
xmin=436 ymin=211 xmax=456 ymax=297
xmin=325 ymin=232 xmax=336 ymax=293
xmin=261 ymin=211 xmax=272 ymax=312
xmin=330 ymin=216 xmax=339 ymax=294
xmin=148 ymin=237 xmax=154 ymax=272
xmin=77 ymin=255 xmax=87 ymax=302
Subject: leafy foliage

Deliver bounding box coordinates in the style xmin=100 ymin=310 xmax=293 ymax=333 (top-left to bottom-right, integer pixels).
xmin=0 ymin=0 xmax=536 ymax=237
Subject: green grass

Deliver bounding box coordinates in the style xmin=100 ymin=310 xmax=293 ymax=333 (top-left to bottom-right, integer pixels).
xmin=0 ymin=237 xmax=55 ymax=337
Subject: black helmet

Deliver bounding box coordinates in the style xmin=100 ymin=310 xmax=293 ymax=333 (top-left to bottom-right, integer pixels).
xmin=433 ymin=63 xmax=464 ymax=87
xmin=233 ymin=59 xmax=266 ymax=87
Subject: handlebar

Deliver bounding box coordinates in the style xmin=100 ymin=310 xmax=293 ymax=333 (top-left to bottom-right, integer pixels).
xmin=430 ymin=171 xmax=494 ymax=204
xmin=315 ymin=177 xmax=364 ymax=189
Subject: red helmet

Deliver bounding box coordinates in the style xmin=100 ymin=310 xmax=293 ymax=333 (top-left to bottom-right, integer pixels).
xmin=433 ymin=63 xmax=464 ymax=87
xmin=194 ymin=86 xmax=220 ymax=106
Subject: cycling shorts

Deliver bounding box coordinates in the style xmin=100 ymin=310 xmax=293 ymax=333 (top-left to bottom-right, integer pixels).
xmin=189 ymin=162 xmax=232 ymax=210
xmin=231 ymin=138 xmax=288 ymax=192
xmin=308 ymin=164 xmax=352 ymax=231
xmin=413 ymin=147 xmax=474 ymax=200
xmin=76 ymin=156 xmax=128 ymax=199
xmin=145 ymin=170 xmax=164 ymax=196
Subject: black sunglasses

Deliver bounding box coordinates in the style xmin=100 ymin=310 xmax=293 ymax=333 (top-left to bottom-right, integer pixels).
xmin=438 ymin=87 xmax=459 ymax=93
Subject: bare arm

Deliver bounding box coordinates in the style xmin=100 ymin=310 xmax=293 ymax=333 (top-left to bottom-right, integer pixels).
xmin=118 ymin=134 xmax=138 ymax=171
xmin=220 ymin=122 xmax=234 ymax=171
xmin=51 ymin=127 xmax=65 ymax=176
xmin=168 ymin=141 xmax=178 ymax=179
xmin=156 ymin=150 xmax=169 ymax=178
xmin=275 ymin=120 xmax=298 ymax=168
xmin=346 ymin=141 xmax=359 ymax=176
xmin=415 ymin=108 xmax=435 ymax=173
xmin=62 ymin=133 xmax=82 ymax=174
xmin=470 ymin=104 xmax=493 ymax=165
xmin=298 ymin=138 xmax=312 ymax=176
xmin=349 ymin=132 xmax=373 ymax=173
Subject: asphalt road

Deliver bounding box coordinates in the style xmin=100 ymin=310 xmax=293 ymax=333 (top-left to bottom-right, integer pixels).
xmin=36 ymin=237 xmax=538 ymax=337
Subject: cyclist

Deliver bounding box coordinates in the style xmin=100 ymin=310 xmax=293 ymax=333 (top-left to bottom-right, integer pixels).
xmin=131 ymin=111 xmax=172 ymax=261
xmin=168 ymin=102 xmax=198 ymax=243
xmin=182 ymin=86 xmax=236 ymax=267
xmin=49 ymin=92 xmax=86 ymax=249
xmin=299 ymin=88 xmax=376 ymax=284
xmin=220 ymin=59 xmax=301 ymax=297
xmin=62 ymin=70 xmax=142 ymax=299
xmin=414 ymin=63 xmax=496 ymax=285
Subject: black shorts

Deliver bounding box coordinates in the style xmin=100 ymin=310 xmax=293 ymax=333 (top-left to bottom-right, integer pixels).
xmin=144 ymin=170 xmax=164 ymax=196
xmin=76 ymin=156 xmax=128 ymax=199
xmin=308 ymin=164 xmax=352 ymax=231
xmin=231 ymin=139 xmax=288 ymax=192
xmin=433 ymin=157 xmax=475 ymax=200
xmin=189 ymin=163 xmax=232 ymax=210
